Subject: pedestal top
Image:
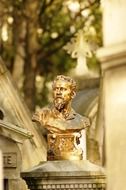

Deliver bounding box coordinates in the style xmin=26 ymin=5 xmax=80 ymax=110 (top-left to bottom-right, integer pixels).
xmin=22 ymin=160 xmax=105 ymax=178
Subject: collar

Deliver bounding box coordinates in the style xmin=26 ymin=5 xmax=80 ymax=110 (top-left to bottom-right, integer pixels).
xmin=51 ymin=106 xmax=76 ymax=120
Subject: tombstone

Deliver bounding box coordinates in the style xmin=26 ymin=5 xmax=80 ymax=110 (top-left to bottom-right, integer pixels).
xmin=0 ymin=58 xmax=46 ymax=171
xmin=96 ymin=0 xmax=126 ymax=189
xmin=0 ymin=120 xmax=33 ymax=190
xmin=0 ymin=58 xmax=47 ymax=190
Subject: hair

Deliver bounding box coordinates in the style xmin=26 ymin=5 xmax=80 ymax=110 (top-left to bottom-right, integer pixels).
xmin=52 ymin=75 xmax=77 ymax=93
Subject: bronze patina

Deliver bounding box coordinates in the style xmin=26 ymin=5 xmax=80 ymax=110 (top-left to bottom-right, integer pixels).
xmin=32 ymin=75 xmax=90 ymax=160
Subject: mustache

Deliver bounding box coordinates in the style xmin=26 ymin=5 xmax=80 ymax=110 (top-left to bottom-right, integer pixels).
xmin=55 ymin=95 xmax=63 ymax=98
xmin=54 ymin=97 xmax=64 ymax=102
xmin=54 ymin=98 xmax=65 ymax=103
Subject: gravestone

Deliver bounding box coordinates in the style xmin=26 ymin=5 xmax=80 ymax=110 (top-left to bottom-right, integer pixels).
xmin=96 ymin=0 xmax=126 ymax=189
xmin=0 ymin=120 xmax=32 ymax=190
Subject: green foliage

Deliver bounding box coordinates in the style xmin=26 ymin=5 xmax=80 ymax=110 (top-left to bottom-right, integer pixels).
xmin=87 ymin=53 xmax=101 ymax=74
xmin=0 ymin=0 xmax=102 ymax=108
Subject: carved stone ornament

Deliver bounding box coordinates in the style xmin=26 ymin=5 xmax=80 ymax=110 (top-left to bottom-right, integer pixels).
xmin=47 ymin=132 xmax=83 ymax=160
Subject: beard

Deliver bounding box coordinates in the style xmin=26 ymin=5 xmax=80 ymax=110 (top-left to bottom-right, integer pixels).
xmin=54 ymin=98 xmax=66 ymax=111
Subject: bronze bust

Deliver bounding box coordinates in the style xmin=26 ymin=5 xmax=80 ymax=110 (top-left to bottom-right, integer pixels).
xmin=32 ymin=75 xmax=90 ymax=160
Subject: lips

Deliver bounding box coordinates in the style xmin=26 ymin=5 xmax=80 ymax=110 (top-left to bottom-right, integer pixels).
xmin=55 ymin=96 xmax=63 ymax=99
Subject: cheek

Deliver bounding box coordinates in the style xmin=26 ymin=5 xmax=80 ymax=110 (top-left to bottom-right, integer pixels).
xmin=63 ymin=92 xmax=71 ymax=99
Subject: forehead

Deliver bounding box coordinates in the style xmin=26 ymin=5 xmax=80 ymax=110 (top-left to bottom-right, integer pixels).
xmin=53 ymin=80 xmax=71 ymax=88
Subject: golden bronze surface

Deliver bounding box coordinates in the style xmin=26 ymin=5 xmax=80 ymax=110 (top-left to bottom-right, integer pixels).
xmin=32 ymin=75 xmax=90 ymax=160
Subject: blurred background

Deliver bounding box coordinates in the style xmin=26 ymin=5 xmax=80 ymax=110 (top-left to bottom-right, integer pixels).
xmin=0 ymin=0 xmax=102 ymax=111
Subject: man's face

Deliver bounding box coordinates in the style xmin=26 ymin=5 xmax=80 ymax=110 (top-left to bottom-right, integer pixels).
xmin=53 ymin=80 xmax=72 ymax=110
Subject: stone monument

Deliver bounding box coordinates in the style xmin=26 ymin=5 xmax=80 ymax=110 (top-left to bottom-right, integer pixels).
xmin=22 ymin=75 xmax=106 ymax=190
xmin=96 ymin=1 xmax=126 ymax=189
xmin=32 ymin=75 xmax=90 ymax=161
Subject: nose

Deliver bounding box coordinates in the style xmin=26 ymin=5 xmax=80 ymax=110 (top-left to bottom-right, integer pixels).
xmin=56 ymin=91 xmax=61 ymax=96
xmin=56 ymin=87 xmax=60 ymax=93
xmin=55 ymin=88 xmax=62 ymax=96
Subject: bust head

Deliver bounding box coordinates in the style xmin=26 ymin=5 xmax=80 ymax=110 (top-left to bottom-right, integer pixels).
xmin=52 ymin=75 xmax=77 ymax=110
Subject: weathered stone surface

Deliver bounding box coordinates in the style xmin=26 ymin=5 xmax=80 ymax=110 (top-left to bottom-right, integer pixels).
xmin=102 ymin=0 xmax=126 ymax=46
xmin=23 ymin=160 xmax=105 ymax=174
xmin=22 ymin=160 xmax=106 ymax=190
xmin=97 ymin=0 xmax=126 ymax=189
xmin=0 ymin=59 xmax=46 ymax=171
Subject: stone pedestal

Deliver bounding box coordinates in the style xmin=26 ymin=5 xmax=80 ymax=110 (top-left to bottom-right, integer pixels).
xmin=21 ymin=160 xmax=106 ymax=190
xmin=47 ymin=133 xmax=82 ymax=161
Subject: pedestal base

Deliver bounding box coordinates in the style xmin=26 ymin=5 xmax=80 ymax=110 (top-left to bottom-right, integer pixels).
xmin=21 ymin=160 xmax=106 ymax=190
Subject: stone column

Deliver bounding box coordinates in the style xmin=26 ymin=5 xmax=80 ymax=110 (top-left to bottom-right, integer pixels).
xmin=97 ymin=0 xmax=126 ymax=190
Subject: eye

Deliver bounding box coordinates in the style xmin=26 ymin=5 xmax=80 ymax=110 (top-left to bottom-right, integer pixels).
xmin=54 ymin=87 xmax=59 ymax=91
xmin=60 ymin=87 xmax=64 ymax=91
xmin=62 ymin=87 xmax=67 ymax=91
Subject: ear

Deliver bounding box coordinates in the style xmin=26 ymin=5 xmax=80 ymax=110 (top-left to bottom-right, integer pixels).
xmin=71 ymin=91 xmax=76 ymax=99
